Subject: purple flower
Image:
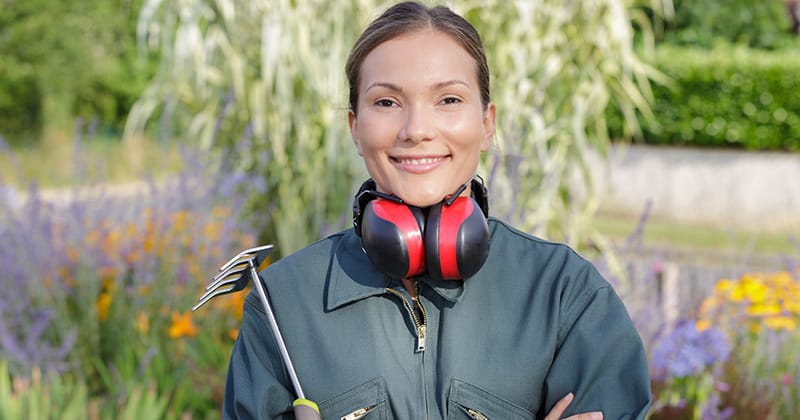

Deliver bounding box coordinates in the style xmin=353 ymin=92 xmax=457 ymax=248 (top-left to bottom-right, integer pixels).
xmin=700 ymin=389 xmax=735 ymax=420
xmin=651 ymin=320 xmax=731 ymax=380
xmin=0 ymin=141 xmax=257 ymax=375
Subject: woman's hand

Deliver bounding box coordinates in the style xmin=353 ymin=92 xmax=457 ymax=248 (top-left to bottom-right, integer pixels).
xmin=544 ymin=393 xmax=603 ymax=420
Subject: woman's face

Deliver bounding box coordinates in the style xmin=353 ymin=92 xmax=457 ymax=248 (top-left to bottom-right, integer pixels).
xmin=349 ymin=29 xmax=496 ymax=207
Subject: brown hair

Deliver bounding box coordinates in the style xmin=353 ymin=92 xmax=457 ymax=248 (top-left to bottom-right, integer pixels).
xmin=345 ymin=1 xmax=491 ymax=115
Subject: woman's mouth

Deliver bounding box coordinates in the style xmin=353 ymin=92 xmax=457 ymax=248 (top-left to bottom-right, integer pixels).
xmin=391 ymin=155 xmax=449 ymax=173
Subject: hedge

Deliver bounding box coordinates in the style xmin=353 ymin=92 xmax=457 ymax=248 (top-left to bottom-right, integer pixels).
xmin=662 ymin=0 xmax=796 ymax=50
xmin=611 ymin=44 xmax=800 ymax=151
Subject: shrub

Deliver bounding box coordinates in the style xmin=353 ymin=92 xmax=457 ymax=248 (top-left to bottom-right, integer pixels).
xmin=662 ymin=0 xmax=797 ymax=50
xmin=610 ymin=44 xmax=800 ymax=150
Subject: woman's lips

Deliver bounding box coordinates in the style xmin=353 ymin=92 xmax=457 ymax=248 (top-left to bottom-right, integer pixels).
xmin=391 ymin=155 xmax=449 ymax=173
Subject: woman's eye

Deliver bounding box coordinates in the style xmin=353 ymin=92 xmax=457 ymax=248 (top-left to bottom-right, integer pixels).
xmin=441 ymin=97 xmax=462 ymax=105
xmin=375 ymin=99 xmax=396 ymax=107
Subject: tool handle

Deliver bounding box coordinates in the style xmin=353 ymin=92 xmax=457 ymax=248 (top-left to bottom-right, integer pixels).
xmin=293 ymin=399 xmax=322 ymax=420
xmin=249 ymin=266 xmax=307 ymax=399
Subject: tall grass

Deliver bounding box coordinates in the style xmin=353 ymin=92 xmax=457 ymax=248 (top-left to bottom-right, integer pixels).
xmin=127 ymin=0 xmax=674 ymax=254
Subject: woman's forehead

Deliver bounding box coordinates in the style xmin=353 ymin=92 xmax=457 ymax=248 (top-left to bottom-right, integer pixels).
xmin=358 ymin=30 xmax=479 ymax=91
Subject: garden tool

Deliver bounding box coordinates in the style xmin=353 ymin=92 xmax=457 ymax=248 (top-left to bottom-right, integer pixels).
xmin=193 ymin=244 xmax=321 ymax=420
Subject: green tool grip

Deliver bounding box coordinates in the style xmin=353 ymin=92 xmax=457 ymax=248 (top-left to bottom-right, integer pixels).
xmin=293 ymin=398 xmax=321 ymax=420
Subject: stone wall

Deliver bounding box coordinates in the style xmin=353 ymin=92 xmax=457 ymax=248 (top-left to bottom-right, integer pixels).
xmin=591 ymin=144 xmax=800 ymax=233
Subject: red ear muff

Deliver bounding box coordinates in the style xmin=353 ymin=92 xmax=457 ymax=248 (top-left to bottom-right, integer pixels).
xmin=352 ymin=177 xmax=490 ymax=280
xmin=360 ymin=198 xmax=427 ymax=279
xmin=425 ymin=196 xmax=490 ymax=280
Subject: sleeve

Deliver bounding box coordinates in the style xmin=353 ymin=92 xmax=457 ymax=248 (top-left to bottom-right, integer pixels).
xmin=223 ymin=292 xmax=296 ymax=420
xmin=542 ymin=282 xmax=651 ymax=420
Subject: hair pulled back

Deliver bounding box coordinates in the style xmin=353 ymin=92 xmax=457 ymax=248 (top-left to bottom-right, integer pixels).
xmin=345 ymin=1 xmax=491 ymax=115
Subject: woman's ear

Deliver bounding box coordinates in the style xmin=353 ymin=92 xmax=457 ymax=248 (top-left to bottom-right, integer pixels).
xmin=348 ymin=109 xmax=364 ymax=156
xmin=481 ymin=102 xmax=497 ymax=151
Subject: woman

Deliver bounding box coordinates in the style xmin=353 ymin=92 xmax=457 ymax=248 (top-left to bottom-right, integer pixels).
xmin=223 ymin=2 xmax=650 ymax=419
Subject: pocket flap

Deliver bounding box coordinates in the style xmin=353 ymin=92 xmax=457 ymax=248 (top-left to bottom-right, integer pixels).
xmin=448 ymin=378 xmax=534 ymax=420
xmin=318 ymin=377 xmax=387 ymax=419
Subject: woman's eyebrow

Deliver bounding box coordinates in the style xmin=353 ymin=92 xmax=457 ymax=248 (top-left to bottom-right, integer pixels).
xmin=365 ymin=80 xmax=471 ymax=94
xmin=365 ymin=82 xmax=403 ymax=94
xmin=431 ymin=80 xmax=470 ymax=90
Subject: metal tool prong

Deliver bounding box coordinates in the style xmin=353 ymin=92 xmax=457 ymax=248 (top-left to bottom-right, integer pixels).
xmin=206 ymin=262 xmax=251 ymax=292
xmin=218 ymin=244 xmax=273 ymax=272
xmin=192 ymin=244 xmax=274 ymax=312
xmin=192 ymin=273 xmax=245 ymax=311
xmin=196 ymin=270 xmax=246 ymax=302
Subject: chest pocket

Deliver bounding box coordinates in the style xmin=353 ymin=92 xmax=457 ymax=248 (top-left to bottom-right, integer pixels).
xmin=447 ymin=378 xmax=535 ymax=420
xmin=317 ymin=377 xmax=389 ymax=420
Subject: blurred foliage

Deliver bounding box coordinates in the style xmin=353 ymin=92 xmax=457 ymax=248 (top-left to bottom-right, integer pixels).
xmin=609 ymin=44 xmax=800 ymax=150
xmin=661 ymin=0 xmax=797 ymax=50
xmin=128 ymin=0 xmax=669 ymax=254
xmin=696 ymin=271 xmax=800 ymax=418
xmin=0 ymin=360 xmax=170 ymax=420
xmin=0 ymin=144 xmax=257 ymax=417
xmin=0 ymin=0 xmax=155 ymax=144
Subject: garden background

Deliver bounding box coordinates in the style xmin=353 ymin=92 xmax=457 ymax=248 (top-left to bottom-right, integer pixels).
xmin=1 ymin=0 xmax=800 ymax=418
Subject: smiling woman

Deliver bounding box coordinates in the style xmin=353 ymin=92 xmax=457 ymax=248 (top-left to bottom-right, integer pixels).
xmin=348 ymin=29 xmax=495 ymax=207
xmin=222 ymin=2 xmax=650 ymax=420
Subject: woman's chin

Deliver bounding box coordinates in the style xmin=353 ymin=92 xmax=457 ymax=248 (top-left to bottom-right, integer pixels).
xmin=396 ymin=188 xmax=451 ymax=208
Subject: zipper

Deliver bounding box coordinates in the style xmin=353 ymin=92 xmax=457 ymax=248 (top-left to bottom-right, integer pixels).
xmin=385 ymin=282 xmax=427 ymax=352
xmin=341 ymin=405 xmax=373 ymax=420
xmin=467 ymin=408 xmax=488 ymax=420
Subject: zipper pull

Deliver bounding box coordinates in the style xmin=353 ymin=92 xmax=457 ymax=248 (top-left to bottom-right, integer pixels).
xmin=416 ymin=324 xmax=427 ymax=352
xmin=467 ymin=408 xmax=488 ymax=420
xmin=341 ymin=406 xmax=372 ymax=420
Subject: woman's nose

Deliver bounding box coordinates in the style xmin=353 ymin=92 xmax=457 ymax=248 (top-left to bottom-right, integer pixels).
xmin=398 ymin=104 xmax=434 ymax=143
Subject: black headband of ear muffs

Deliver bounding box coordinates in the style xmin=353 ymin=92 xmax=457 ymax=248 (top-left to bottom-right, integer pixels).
xmin=352 ymin=177 xmax=489 ymax=237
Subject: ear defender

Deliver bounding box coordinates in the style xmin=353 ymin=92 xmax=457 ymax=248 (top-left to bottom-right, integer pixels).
xmin=353 ymin=178 xmax=490 ymax=280
xmin=360 ymin=198 xmax=427 ymax=279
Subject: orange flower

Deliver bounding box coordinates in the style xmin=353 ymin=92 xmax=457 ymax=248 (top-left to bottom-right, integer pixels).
xmin=95 ymin=293 xmax=112 ymax=321
xmin=203 ymin=221 xmax=222 ymax=241
xmin=257 ymin=256 xmax=271 ymax=272
xmin=696 ymin=319 xmax=711 ymax=332
xmin=135 ymin=312 xmax=150 ymax=335
xmin=168 ymin=311 xmax=199 ymax=339
xmin=228 ymin=329 xmax=239 ymax=341
xmin=227 ymin=289 xmax=246 ymax=320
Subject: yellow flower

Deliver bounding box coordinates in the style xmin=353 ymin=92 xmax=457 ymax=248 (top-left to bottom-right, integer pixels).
xmin=168 ymin=311 xmax=199 ymax=339
xmin=95 ymin=293 xmax=112 ymax=321
xmin=746 ymin=302 xmax=781 ymax=317
xmin=714 ymin=279 xmax=736 ymax=295
xmin=763 ymin=316 xmax=798 ymax=331
xmin=784 ymin=299 xmax=800 ymax=315
xmin=742 ymin=276 xmax=768 ymax=303
xmin=698 ymin=296 xmax=719 ymax=318
xmin=769 ymin=271 xmax=793 ymax=287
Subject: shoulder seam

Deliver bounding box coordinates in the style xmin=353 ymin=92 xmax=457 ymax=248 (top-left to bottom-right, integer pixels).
xmin=556 ymin=284 xmax=612 ymax=348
